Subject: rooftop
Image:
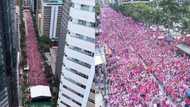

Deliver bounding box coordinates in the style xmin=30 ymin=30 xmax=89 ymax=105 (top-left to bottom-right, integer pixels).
xmin=30 ymin=85 xmax=51 ymax=99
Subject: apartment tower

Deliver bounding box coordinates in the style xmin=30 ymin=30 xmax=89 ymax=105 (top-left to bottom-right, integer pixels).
xmin=37 ymin=0 xmax=63 ymax=41
xmin=57 ymin=0 xmax=96 ymax=107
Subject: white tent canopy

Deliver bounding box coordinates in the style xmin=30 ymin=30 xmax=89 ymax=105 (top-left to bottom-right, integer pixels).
xmin=30 ymin=85 xmax=51 ymax=99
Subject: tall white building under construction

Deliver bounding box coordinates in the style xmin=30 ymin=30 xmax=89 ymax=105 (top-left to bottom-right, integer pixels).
xmin=57 ymin=0 xmax=96 ymax=107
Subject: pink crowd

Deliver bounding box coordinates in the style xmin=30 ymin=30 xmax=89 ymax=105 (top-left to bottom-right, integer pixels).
xmin=24 ymin=10 xmax=48 ymax=86
xmin=97 ymin=7 xmax=190 ymax=106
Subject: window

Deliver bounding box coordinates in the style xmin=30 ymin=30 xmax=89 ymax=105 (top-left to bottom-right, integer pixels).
xmin=71 ymin=33 xmax=95 ymax=43
xmin=71 ymin=3 xmax=75 ymax=8
xmin=90 ymin=22 xmax=96 ymax=27
xmin=92 ymin=7 xmax=95 ymax=12
xmin=66 ymin=56 xmax=91 ymax=68
xmin=78 ymin=20 xmax=86 ymax=26
xmin=85 ymin=36 xmax=95 ymax=43
xmin=80 ymin=4 xmax=89 ymax=11
xmin=75 ymin=33 xmax=84 ymax=39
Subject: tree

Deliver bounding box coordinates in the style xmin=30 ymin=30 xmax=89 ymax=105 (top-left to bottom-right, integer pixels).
xmin=179 ymin=0 xmax=190 ymax=34
xmin=38 ymin=36 xmax=51 ymax=52
xmin=116 ymin=0 xmax=190 ymax=34
xmin=159 ymin=0 xmax=180 ymax=28
xmin=157 ymin=0 xmax=190 ymax=34
xmin=96 ymin=3 xmax=101 ymax=15
xmin=118 ymin=3 xmax=156 ymax=24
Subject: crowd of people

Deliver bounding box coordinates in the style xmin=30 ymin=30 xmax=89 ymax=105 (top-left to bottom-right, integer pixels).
xmin=24 ymin=10 xmax=48 ymax=86
xmin=97 ymin=7 xmax=190 ymax=106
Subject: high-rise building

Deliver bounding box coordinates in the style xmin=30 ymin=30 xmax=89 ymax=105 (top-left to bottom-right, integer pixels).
xmin=55 ymin=0 xmax=71 ymax=80
xmin=0 ymin=0 xmax=19 ymax=107
xmin=57 ymin=0 xmax=96 ymax=107
xmin=27 ymin=0 xmax=37 ymax=14
xmin=36 ymin=0 xmax=63 ymax=41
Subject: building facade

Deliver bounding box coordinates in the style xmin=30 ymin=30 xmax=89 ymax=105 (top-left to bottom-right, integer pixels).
xmin=27 ymin=0 xmax=37 ymax=14
xmin=55 ymin=0 xmax=71 ymax=80
xmin=37 ymin=0 xmax=63 ymax=41
xmin=0 ymin=0 xmax=19 ymax=107
xmin=57 ymin=0 xmax=96 ymax=107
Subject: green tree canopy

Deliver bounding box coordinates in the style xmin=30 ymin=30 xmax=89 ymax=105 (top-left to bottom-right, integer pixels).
xmin=38 ymin=36 xmax=51 ymax=52
xmin=114 ymin=0 xmax=190 ymax=34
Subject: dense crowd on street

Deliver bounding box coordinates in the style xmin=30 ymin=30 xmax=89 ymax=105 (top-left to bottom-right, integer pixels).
xmin=97 ymin=7 xmax=190 ymax=107
xmin=24 ymin=10 xmax=48 ymax=86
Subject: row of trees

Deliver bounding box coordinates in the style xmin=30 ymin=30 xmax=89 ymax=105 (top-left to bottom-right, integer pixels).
xmin=38 ymin=36 xmax=51 ymax=52
xmin=113 ymin=0 xmax=190 ymax=34
xmin=19 ymin=0 xmax=30 ymax=106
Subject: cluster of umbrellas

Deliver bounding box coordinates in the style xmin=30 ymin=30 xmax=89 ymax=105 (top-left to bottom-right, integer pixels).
xmin=97 ymin=7 xmax=190 ymax=106
xmin=24 ymin=10 xmax=48 ymax=86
